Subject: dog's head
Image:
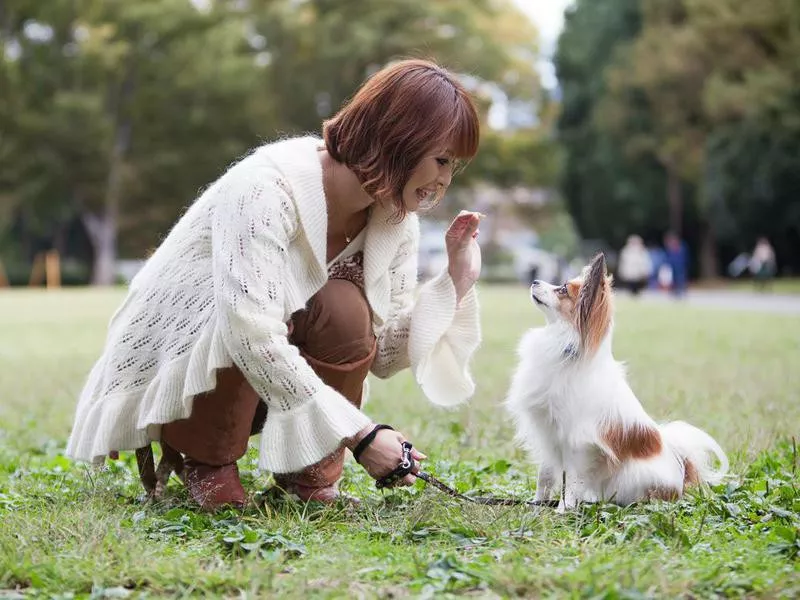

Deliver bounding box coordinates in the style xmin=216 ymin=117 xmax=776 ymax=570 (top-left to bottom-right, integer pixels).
xmin=530 ymin=253 xmax=614 ymax=357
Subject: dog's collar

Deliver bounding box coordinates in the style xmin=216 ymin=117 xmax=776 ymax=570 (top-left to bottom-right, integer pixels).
xmin=562 ymin=343 xmax=579 ymax=359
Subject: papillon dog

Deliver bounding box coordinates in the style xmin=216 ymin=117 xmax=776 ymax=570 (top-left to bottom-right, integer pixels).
xmin=505 ymin=254 xmax=728 ymax=510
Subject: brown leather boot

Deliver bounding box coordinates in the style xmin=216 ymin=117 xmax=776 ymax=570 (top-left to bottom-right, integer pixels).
xmin=273 ymin=448 xmax=347 ymax=502
xmin=273 ymin=343 xmax=376 ymax=502
xmin=161 ymin=367 xmax=261 ymax=510
xmin=182 ymin=459 xmax=247 ymax=510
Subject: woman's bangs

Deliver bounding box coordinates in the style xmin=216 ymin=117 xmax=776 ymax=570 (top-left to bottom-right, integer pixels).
xmin=429 ymin=94 xmax=479 ymax=168
xmin=451 ymin=94 xmax=480 ymax=158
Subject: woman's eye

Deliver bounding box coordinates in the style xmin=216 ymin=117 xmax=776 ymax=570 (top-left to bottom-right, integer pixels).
xmin=436 ymin=157 xmax=451 ymax=167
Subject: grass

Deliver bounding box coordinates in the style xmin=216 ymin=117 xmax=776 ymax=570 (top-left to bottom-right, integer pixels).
xmin=1 ymin=285 xmax=799 ymax=598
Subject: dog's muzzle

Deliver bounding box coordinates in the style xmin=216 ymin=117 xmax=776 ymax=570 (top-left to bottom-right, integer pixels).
xmin=530 ymin=284 xmax=545 ymax=305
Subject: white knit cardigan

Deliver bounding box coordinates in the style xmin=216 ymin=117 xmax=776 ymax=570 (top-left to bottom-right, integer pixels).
xmin=66 ymin=136 xmax=481 ymax=474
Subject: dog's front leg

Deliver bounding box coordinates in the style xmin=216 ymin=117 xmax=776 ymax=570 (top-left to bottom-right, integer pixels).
xmin=557 ymin=468 xmax=590 ymax=513
xmin=534 ymin=463 xmax=557 ymax=502
xmin=557 ymin=477 xmax=580 ymax=513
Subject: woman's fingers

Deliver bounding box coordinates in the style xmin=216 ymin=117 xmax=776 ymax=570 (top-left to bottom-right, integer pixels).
xmin=373 ymin=431 xmax=425 ymax=487
xmin=447 ymin=211 xmax=482 ymax=240
xmin=448 ymin=216 xmax=481 ymax=246
xmin=399 ymin=473 xmax=416 ymax=487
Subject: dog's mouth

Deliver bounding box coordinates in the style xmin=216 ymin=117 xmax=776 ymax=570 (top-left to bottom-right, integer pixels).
xmin=531 ymin=293 xmax=545 ymax=306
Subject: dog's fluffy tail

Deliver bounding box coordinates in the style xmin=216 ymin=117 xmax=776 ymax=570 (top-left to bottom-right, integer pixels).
xmin=660 ymin=420 xmax=729 ymax=486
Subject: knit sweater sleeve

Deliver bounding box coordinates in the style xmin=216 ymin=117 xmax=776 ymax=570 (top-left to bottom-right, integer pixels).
xmin=211 ymin=169 xmax=370 ymax=474
xmin=371 ymin=223 xmax=481 ymax=406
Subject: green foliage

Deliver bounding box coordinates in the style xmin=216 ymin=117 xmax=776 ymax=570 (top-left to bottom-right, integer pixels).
xmin=0 ymin=0 xmax=556 ymax=282
xmin=705 ymin=109 xmax=800 ymax=266
xmin=557 ymin=0 xmax=800 ymax=275
xmin=555 ymin=0 xmax=670 ymax=251
xmin=463 ymin=126 xmax=562 ymax=190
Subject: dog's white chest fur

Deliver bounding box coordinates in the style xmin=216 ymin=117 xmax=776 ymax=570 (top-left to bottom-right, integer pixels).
xmin=506 ymin=325 xmax=625 ymax=462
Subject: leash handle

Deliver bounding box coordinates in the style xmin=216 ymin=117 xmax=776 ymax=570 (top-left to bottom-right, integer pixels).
xmin=375 ymin=441 xmax=415 ymax=489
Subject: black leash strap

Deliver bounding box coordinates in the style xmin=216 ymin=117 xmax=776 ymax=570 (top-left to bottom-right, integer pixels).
xmin=415 ymin=471 xmax=559 ymax=507
xmin=376 ymin=442 xmax=559 ymax=508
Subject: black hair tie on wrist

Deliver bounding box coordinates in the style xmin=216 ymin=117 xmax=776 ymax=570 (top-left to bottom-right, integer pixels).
xmin=352 ymin=424 xmax=394 ymax=464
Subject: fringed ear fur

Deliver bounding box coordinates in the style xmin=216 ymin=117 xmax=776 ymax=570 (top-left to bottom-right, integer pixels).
xmin=575 ymin=253 xmax=613 ymax=355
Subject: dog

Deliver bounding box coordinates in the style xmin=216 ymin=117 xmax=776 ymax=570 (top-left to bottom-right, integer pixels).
xmin=505 ymin=253 xmax=728 ymax=510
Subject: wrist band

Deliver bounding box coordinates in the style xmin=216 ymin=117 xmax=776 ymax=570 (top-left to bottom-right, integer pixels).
xmin=352 ymin=424 xmax=394 ymax=464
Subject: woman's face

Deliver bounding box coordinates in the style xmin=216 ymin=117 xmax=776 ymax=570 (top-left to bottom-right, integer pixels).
xmin=402 ymin=148 xmax=456 ymax=212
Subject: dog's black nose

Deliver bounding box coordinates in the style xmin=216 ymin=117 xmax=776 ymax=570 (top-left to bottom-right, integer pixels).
xmin=532 ymin=280 xmax=541 ymax=287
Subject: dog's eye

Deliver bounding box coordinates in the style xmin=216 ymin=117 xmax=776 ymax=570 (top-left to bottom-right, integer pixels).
xmin=557 ymin=284 xmax=568 ymax=295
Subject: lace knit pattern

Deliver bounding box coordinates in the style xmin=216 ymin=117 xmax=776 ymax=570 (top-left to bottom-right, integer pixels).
xmin=66 ymin=136 xmax=481 ymax=474
xmin=371 ymin=233 xmax=415 ymax=378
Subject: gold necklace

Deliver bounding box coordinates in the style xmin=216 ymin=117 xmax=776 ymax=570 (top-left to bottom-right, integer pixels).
xmin=343 ymin=215 xmax=354 ymax=244
xmin=344 ymin=208 xmax=370 ymax=244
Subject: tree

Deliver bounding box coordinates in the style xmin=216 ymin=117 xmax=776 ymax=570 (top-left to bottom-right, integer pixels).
xmin=1 ymin=0 xmax=553 ymax=283
xmin=698 ymin=0 xmax=800 ymax=273
xmin=556 ymin=0 xmax=800 ymax=276
xmin=555 ymin=0 xmax=669 ymax=253
xmin=0 ymin=0 xmax=275 ymax=283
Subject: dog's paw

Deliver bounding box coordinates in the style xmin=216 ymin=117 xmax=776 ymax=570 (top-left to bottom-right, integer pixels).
xmin=582 ymin=490 xmax=599 ymax=503
xmin=556 ymin=495 xmax=579 ymax=513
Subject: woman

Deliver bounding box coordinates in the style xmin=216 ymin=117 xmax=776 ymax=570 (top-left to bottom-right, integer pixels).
xmin=617 ymin=234 xmax=652 ymax=296
xmin=749 ymin=237 xmax=777 ymax=290
xmin=66 ymin=59 xmax=484 ymax=510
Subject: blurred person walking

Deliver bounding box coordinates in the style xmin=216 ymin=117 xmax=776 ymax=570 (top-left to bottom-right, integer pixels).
xmin=617 ymin=235 xmax=652 ymax=296
xmin=664 ymin=231 xmax=689 ymax=298
xmin=749 ymin=237 xmax=777 ymax=291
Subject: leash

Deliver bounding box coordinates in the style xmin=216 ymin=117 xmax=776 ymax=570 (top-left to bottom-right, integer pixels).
xmin=376 ymin=442 xmax=559 ymax=508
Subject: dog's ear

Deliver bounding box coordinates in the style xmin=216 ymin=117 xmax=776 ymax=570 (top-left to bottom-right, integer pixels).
xmin=577 ymin=253 xmax=606 ymax=324
xmin=576 ymin=253 xmax=612 ymax=355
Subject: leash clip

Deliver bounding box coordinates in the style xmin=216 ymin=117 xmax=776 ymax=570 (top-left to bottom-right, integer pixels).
xmin=376 ymin=441 xmax=415 ymax=489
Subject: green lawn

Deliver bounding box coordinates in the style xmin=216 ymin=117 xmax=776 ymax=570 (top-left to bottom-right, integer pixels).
xmin=1 ymin=286 xmax=799 ymax=598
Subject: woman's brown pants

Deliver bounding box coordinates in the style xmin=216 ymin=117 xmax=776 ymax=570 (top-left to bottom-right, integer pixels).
xmin=159 ymin=279 xmax=376 ymax=507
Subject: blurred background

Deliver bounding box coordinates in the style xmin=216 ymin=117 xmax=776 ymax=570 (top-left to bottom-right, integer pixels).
xmin=0 ymin=0 xmax=797 ymax=292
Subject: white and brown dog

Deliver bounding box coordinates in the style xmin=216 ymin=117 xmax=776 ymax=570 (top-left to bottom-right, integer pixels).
xmin=505 ymin=253 xmax=728 ymax=510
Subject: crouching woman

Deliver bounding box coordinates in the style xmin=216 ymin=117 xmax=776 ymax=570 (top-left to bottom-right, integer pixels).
xmin=66 ymin=59 xmax=483 ymax=510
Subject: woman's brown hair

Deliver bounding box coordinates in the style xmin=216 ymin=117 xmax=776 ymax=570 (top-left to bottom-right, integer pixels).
xmin=323 ymin=59 xmax=480 ymax=218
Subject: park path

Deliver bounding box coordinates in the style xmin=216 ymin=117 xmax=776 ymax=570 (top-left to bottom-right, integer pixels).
xmin=637 ymin=289 xmax=800 ymax=315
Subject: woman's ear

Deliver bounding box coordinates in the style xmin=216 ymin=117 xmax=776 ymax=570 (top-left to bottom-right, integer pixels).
xmin=576 ymin=253 xmax=613 ymax=355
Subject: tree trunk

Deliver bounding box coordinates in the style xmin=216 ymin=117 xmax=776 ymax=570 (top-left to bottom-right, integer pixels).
xmin=83 ymin=211 xmax=117 ymax=286
xmin=0 ymin=1 xmax=13 ymax=40
xmin=698 ymin=222 xmax=719 ymax=279
xmin=87 ymin=55 xmax=135 ymax=285
xmin=52 ymin=223 xmax=67 ymax=256
xmin=666 ymin=164 xmax=682 ymax=235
